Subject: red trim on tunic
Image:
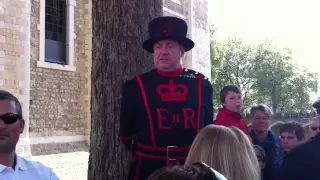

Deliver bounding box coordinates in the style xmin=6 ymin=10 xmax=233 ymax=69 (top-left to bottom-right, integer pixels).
xmin=127 ymin=154 xmax=137 ymax=180
xmin=136 ymin=151 xmax=187 ymax=160
xmin=136 ymin=75 xmax=156 ymax=146
xmin=119 ymin=136 xmax=131 ymax=140
xmin=134 ymin=156 xmax=142 ymax=180
xmin=197 ymin=74 xmax=204 ymax=132
xmin=137 ymin=142 xmax=190 ymax=151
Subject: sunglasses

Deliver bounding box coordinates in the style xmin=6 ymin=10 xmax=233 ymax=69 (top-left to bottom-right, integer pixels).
xmin=311 ymin=127 xmax=320 ymax=131
xmin=0 ymin=113 xmax=22 ymax=124
xmin=193 ymin=162 xmax=218 ymax=180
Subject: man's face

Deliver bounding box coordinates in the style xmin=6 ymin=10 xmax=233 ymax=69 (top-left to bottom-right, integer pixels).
xmin=0 ymin=100 xmax=24 ymax=153
xmin=280 ymin=131 xmax=300 ymax=152
xmin=153 ymin=40 xmax=184 ymax=72
xmin=251 ymin=110 xmax=271 ymax=133
xmin=223 ymin=91 xmax=243 ymax=113
xmin=310 ymin=120 xmax=320 ymax=137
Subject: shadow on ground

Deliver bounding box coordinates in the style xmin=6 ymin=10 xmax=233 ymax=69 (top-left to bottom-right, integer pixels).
xmin=31 ymin=141 xmax=89 ymax=156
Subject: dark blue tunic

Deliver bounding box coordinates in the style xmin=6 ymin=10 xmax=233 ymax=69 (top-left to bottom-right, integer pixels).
xmin=119 ymin=68 xmax=213 ymax=180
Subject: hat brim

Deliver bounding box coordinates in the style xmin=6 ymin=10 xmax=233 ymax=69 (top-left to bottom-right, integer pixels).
xmin=142 ymin=37 xmax=195 ymax=53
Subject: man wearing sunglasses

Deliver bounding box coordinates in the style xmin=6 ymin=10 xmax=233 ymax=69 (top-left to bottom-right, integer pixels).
xmin=277 ymin=99 xmax=320 ymax=180
xmin=0 ymin=90 xmax=59 ymax=179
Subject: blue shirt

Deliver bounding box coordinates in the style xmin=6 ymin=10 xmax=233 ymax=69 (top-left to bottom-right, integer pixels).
xmin=0 ymin=155 xmax=59 ymax=180
xmin=250 ymin=129 xmax=284 ymax=180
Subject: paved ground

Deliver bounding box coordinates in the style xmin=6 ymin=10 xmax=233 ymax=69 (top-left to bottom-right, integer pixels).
xmin=31 ymin=142 xmax=89 ymax=180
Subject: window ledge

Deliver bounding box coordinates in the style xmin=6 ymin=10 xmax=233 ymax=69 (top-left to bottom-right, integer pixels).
xmin=171 ymin=0 xmax=181 ymax=5
xmin=37 ymin=61 xmax=76 ymax=72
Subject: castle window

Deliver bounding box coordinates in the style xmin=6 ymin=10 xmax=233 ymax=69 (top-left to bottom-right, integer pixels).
xmin=45 ymin=0 xmax=66 ymax=64
xmin=37 ymin=0 xmax=76 ymax=71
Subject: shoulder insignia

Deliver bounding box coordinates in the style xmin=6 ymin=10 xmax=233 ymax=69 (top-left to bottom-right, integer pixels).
xmin=180 ymin=68 xmax=204 ymax=79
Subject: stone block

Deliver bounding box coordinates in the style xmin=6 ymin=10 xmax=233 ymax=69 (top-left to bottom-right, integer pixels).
xmin=164 ymin=0 xmax=185 ymax=15
xmin=190 ymin=0 xmax=210 ymax=78
xmin=0 ymin=35 xmax=5 ymax=43
xmin=0 ymin=50 xmax=5 ymax=57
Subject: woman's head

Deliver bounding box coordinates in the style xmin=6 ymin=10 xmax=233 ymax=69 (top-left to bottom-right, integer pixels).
xmin=253 ymin=145 xmax=267 ymax=170
xmin=250 ymin=104 xmax=273 ymax=133
xmin=270 ymin=121 xmax=284 ymax=136
xmin=185 ymin=125 xmax=260 ymax=180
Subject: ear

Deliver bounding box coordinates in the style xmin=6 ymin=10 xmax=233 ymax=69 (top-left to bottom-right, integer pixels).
xmin=180 ymin=50 xmax=185 ymax=58
xmin=19 ymin=119 xmax=25 ymax=134
xmin=179 ymin=45 xmax=185 ymax=58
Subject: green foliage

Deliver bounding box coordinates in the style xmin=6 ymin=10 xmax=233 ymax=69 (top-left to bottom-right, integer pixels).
xmin=211 ymin=38 xmax=319 ymax=113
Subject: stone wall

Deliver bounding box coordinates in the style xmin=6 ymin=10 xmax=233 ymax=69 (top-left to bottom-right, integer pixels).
xmin=0 ymin=0 xmax=31 ymax=156
xmin=190 ymin=0 xmax=211 ymax=78
xmin=29 ymin=0 xmax=91 ymax=139
xmin=83 ymin=0 xmax=92 ymax=144
xmin=164 ymin=0 xmax=185 ymax=15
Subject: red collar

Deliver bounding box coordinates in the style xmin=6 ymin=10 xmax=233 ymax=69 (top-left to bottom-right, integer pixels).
xmin=218 ymin=108 xmax=241 ymax=118
xmin=157 ymin=66 xmax=183 ymax=77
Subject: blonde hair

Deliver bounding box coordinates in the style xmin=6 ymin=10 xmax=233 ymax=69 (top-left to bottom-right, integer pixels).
xmin=229 ymin=126 xmax=260 ymax=171
xmin=185 ymin=125 xmax=260 ymax=180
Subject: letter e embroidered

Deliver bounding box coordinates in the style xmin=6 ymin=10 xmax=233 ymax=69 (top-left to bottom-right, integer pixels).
xmin=156 ymin=108 xmax=172 ymax=130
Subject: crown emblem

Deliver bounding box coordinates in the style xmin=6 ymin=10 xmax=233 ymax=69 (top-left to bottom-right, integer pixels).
xmin=156 ymin=80 xmax=188 ymax=102
xmin=160 ymin=25 xmax=174 ymax=36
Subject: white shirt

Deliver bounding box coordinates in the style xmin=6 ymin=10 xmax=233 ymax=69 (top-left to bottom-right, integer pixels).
xmin=0 ymin=156 xmax=59 ymax=180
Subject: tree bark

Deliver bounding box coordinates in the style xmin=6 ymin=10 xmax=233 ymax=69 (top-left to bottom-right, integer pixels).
xmin=88 ymin=0 xmax=163 ymax=179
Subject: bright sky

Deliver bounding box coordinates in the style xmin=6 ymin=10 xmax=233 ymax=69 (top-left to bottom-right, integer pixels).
xmin=209 ymin=0 xmax=320 ymax=99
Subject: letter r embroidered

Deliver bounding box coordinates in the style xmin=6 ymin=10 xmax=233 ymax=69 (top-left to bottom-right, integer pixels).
xmin=182 ymin=108 xmax=196 ymax=129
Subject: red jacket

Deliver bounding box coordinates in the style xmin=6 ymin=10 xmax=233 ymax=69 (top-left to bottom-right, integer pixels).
xmin=214 ymin=108 xmax=249 ymax=135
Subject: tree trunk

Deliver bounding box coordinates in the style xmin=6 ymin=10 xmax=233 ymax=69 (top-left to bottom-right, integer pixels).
xmin=88 ymin=0 xmax=163 ymax=179
xmin=271 ymin=88 xmax=278 ymax=114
